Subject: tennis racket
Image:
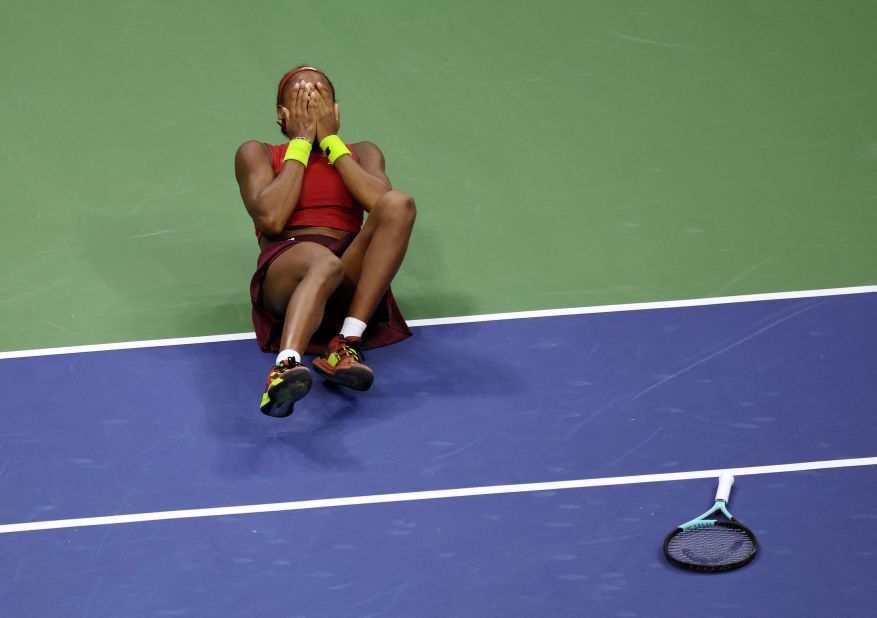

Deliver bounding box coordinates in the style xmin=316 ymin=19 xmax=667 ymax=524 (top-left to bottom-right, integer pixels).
xmin=663 ymin=473 xmax=757 ymax=572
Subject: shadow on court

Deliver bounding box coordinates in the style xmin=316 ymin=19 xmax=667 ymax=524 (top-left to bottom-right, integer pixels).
xmin=189 ymin=335 xmax=528 ymax=480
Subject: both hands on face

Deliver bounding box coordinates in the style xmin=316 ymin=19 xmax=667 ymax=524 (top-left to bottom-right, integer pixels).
xmin=279 ymin=80 xmax=340 ymax=144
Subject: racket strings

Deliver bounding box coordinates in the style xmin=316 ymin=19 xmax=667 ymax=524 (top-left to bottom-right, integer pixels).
xmin=666 ymin=525 xmax=756 ymax=567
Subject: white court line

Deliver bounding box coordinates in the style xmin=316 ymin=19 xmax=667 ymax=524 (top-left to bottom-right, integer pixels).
xmin=2 ymin=456 xmax=875 ymax=535
xmin=1 ymin=284 xmax=875 ymax=360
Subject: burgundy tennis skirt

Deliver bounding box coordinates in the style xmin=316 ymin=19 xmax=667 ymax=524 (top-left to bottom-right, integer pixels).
xmin=249 ymin=234 xmax=412 ymax=355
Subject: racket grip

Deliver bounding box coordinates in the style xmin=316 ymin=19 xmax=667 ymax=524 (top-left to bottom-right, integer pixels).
xmin=715 ymin=473 xmax=734 ymax=502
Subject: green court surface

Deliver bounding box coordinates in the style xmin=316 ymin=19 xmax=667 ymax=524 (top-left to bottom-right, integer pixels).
xmin=1 ymin=1 xmax=875 ymax=352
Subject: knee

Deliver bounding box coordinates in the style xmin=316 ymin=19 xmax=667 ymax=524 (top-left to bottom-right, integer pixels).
xmin=307 ymin=253 xmax=344 ymax=286
xmin=373 ymin=190 xmax=416 ymax=228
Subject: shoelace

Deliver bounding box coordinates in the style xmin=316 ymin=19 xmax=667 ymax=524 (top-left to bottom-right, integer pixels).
xmin=277 ymin=357 xmax=299 ymax=370
xmin=335 ymin=340 xmax=362 ymax=363
xmin=267 ymin=358 xmax=299 ymax=388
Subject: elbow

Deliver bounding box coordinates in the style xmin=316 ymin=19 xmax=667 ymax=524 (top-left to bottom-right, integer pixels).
xmin=254 ymin=213 xmax=285 ymax=237
xmin=250 ymin=195 xmax=290 ymax=237
xmin=364 ymin=183 xmax=394 ymax=213
xmin=259 ymin=220 xmax=285 ymax=238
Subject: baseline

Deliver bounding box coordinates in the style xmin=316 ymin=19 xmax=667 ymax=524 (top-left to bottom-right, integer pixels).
xmin=1 ymin=284 xmax=875 ymax=359
xmin=2 ymin=456 xmax=874 ymax=535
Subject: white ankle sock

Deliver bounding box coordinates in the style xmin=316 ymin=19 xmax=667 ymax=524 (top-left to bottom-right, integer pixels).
xmin=340 ymin=317 xmax=367 ymax=339
xmin=276 ymin=349 xmax=301 ymax=365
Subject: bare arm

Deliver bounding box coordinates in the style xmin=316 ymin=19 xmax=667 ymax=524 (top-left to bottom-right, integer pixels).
xmin=335 ymin=141 xmax=392 ymax=213
xmin=235 ymin=80 xmax=318 ymax=236
xmin=234 ymin=141 xmax=306 ymax=237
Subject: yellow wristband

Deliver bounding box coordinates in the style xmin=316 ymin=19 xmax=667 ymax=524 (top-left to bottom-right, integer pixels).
xmin=283 ymin=138 xmax=312 ymax=167
xmin=318 ymin=135 xmax=351 ymax=165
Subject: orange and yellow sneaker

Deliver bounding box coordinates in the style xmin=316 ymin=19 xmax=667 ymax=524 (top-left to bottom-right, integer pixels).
xmin=312 ymin=335 xmax=374 ymax=391
xmin=260 ymin=357 xmax=312 ymax=417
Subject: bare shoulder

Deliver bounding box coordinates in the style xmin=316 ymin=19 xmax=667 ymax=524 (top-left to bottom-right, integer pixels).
xmin=351 ymin=141 xmax=386 ymax=167
xmin=235 ymin=140 xmax=272 ymax=168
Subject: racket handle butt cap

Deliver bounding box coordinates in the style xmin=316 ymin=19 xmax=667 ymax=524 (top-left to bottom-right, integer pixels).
xmin=716 ymin=473 xmax=735 ymax=502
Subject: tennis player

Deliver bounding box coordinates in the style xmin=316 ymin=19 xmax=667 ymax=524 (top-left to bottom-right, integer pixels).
xmin=235 ymin=66 xmax=415 ymax=417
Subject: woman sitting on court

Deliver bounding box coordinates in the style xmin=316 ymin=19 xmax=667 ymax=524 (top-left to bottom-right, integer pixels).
xmin=235 ymin=66 xmax=415 ymax=417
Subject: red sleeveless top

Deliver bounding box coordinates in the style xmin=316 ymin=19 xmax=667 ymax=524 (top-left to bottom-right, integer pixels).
xmin=255 ymin=142 xmax=363 ymax=239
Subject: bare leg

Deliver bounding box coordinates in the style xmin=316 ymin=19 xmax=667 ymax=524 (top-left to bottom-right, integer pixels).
xmin=262 ymin=242 xmax=346 ymax=353
xmin=339 ymin=190 xmax=416 ymax=322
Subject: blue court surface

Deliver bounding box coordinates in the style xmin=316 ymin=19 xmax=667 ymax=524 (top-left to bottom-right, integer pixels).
xmin=2 ymin=289 xmax=876 ymax=617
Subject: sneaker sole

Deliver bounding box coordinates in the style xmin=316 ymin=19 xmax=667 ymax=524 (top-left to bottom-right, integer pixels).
xmin=261 ymin=369 xmax=313 ymax=418
xmin=313 ymin=364 xmax=374 ymax=391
